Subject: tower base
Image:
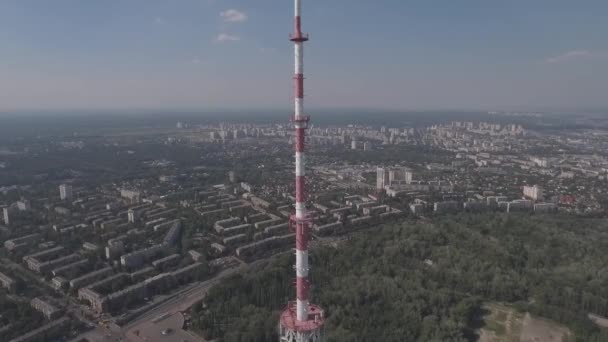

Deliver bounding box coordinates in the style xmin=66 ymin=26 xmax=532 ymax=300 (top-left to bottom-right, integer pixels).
xmin=279 ymin=327 xmax=323 ymax=342
xmin=279 ymin=302 xmax=325 ymax=342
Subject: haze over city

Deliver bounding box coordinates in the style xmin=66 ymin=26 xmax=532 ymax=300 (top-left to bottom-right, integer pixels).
xmin=1 ymin=0 xmax=607 ymax=111
xmin=2 ymin=1 xmax=608 ymax=342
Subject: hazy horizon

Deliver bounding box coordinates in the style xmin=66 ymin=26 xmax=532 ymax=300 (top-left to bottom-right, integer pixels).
xmin=1 ymin=106 xmax=607 ymax=116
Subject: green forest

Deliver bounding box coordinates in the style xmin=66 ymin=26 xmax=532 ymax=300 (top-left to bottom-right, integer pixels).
xmin=191 ymin=213 xmax=608 ymax=342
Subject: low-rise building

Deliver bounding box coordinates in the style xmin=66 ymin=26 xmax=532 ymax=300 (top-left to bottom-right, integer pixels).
xmin=69 ymin=267 xmax=114 ymax=289
xmin=254 ymin=218 xmax=282 ymax=230
xmin=9 ymin=317 xmax=69 ymax=342
xmin=82 ymin=242 xmax=99 ymax=252
xmin=30 ymin=297 xmax=62 ymax=320
xmin=121 ymin=244 xmax=166 ymax=269
xmin=54 ymin=207 xmax=71 ymax=216
xmin=507 ymin=200 xmax=534 ymax=212
xmin=121 ymin=189 xmax=141 ymax=204
xmin=463 ymin=201 xmax=487 ymax=212
xmin=486 ymin=196 xmax=508 ymax=207
xmin=4 ymin=233 xmax=41 ymax=252
xmin=362 ymin=205 xmax=389 ymax=216
xmin=51 ymin=259 xmax=89 ymax=278
xmin=151 ymin=254 xmax=182 ymax=270
xmin=105 ymin=241 xmax=124 ymax=260
xmin=434 ymin=201 xmax=461 ymax=214
xmin=25 ymin=252 xmax=82 ymax=274
xmin=534 ymin=203 xmax=558 ymax=213
xmin=0 ymin=271 xmax=16 ymax=291
xmin=100 ymin=218 xmax=123 ymax=230
xmin=214 ymin=217 xmax=241 ymax=233
xmin=163 ymin=221 xmax=182 ymax=246
xmin=350 ymin=215 xmax=372 ymax=226
xmin=171 ymin=262 xmax=205 ymax=283
xmin=51 ymin=276 xmax=68 ymax=290
xmin=222 ymin=224 xmax=252 ymax=237
xmin=264 ymin=222 xmax=290 ymax=236
xmin=210 ymin=243 xmax=227 ymax=255
xmin=188 ymin=250 xmax=205 ymax=262
xmin=130 ymin=267 xmax=157 ymax=282
xmin=313 ymin=222 xmax=343 ymax=236
xmin=223 ymin=234 xmax=248 ymax=246
xmin=410 ymin=203 xmax=425 ymax=216
xmin=153 ymin=219 xmax=180 ymax=232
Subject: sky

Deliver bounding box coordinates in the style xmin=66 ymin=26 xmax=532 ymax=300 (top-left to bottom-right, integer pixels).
xmin=0 ymin=0 xmax=607 ymax=112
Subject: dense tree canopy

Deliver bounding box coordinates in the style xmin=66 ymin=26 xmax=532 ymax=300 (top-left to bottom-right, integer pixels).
xmin=191 ymin=213 xmax=608 ymax=341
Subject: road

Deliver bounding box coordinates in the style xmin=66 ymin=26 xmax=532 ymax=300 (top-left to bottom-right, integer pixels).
xmin=78 ymin=264 xmax=243 ymax=342
xmin=1 ymin=257 xmax=96 ymax=327
xmin=10 ymin=234 xmax=346 ymax=342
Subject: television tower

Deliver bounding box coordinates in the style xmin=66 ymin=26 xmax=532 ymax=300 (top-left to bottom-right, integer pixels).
xmin=279 ymin=0 xmax=325 ymax=341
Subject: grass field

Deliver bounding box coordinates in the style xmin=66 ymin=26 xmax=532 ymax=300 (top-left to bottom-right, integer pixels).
xmin=478 ymin=303 xmax=571 ymax=342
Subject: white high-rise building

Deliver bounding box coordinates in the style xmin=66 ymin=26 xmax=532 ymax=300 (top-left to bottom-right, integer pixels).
xmin=376 ymin=167 xmax=389 ymax=190
xmin=121 ymin=190 xmax=141 ymax=204
xmin=17 ymin=200 xmax=31 ymax=211
xmin=523 ymin=185 xmax=543 ymax=201
xmin=128 ymin=209 xmax=138 ymax=223
xmin=405 ymin=171 xmax=414 ymax=184
xmin=59 ymin=184 xmax=73 ymax=201
xmin=389 ymin=169 xmax=406 ymax=184
xmin=2 ymin=207 xmax=10 ymax=225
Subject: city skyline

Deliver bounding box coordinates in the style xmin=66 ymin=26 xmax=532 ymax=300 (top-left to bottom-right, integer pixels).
xmin=1 ymin=0 xmax=607 ymax=111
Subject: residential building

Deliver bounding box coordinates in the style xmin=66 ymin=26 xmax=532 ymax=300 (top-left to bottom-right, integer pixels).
xmin=376 ymin=167 xmax=389 ymax=190
xmin=59 ymin=184 xmax=73 ymax=201
xmin=523 ymin=185 xmax=544 ymax=201
xmin=30 ymin=297 xmax=62 ymax=320
xmin=0 ymin=271 xmax=16 ymax=291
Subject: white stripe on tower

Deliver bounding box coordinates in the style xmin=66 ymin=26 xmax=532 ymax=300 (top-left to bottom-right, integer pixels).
xmin=295 ymin=152 xmax=305 ymax=177
xmin=295 ymin=95 xmax=304 ymax=118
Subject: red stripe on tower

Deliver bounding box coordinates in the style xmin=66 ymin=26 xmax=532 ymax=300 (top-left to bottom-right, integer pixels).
xmin=295 ymin=128 xmax=305 ymax=152
xmin=295 ymin=16 xmax=302 ymax=34
xmin=296 ymin=277 xmax=310 ymax=300
xmin=296 ymin=223 xmax=309 ymax=250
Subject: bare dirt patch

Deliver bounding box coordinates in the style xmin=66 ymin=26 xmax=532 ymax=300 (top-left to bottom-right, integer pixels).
xmin=520 ymin=313 xmax=571 ymax=342
xmin=478 ymin=303 xmax=571 ymax=342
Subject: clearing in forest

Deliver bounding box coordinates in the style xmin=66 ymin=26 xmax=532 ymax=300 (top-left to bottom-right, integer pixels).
xmin=478 ymin=303 xmax=571 ymax=342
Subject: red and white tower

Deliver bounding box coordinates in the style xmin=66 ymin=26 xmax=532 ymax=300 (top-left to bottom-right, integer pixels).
xmin=279 ymin=0 xmax=325 ymax=341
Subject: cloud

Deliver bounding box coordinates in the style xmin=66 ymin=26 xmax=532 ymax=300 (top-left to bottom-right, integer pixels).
xmin=215 ymin=33 xmax=240 ymax=42
xmin=154 ymin=17 xmax=165 ymax=25
xmin=544 ymin=50 xmax=593 ymax=64
xmin=220 ymin=9 xmax=247 ymax=23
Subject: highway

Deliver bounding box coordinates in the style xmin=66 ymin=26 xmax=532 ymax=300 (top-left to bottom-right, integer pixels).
xmin=77 ymin=264 xmax=244 ymax=342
